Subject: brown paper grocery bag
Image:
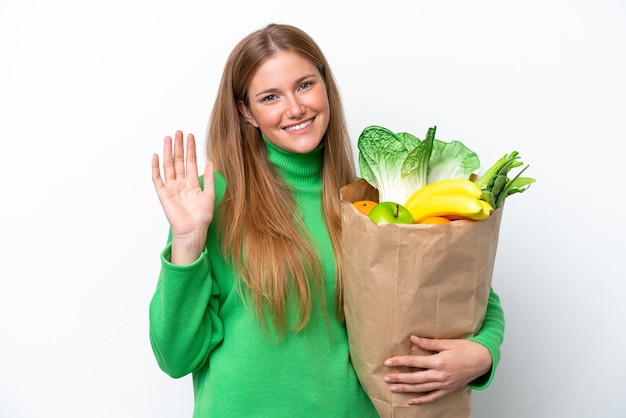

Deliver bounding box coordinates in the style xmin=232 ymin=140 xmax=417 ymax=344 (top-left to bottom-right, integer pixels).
xmin=340 ymin=179 xmax=503 ymax=418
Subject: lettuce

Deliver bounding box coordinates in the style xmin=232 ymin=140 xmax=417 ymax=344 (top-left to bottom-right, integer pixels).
xmin=427 ymin=138 xmax=481 ymax=183
xmin=358 ymin=126 xmax=412 ymax=205
xmin=358 ymin=125 xmax=480 ymax=204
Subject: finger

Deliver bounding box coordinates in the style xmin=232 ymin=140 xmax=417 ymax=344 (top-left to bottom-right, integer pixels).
xmin=151 ymin=153 xmax=165 ymax=190
xmin=173 ymin=130 xmax=185 ymax=179
xmin=389 ymin=378 xmax=443 ymax=394
xmin=385 ymin=352 xmax=437 ymax=369
xmin=410 ymin=335 xmax=448 ymax=353
xmin=406 ymin=389 xmax=449 ymax=405
xmin=203 ymin=161 xmax=215 ymax=195
xmin=185 ymin=133 xmax=199 ymax=180
xmin=385 ymin=368 xmax=441 ymax=386
xmin=162 ymin=136 xmax=175 ymax=181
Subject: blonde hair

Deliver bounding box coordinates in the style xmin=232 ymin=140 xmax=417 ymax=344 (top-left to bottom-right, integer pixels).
xmin=205 ymin=23 xmax=356 ymax=333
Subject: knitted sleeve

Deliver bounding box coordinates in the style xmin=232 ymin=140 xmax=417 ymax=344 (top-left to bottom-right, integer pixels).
xmin=467 ymin=287 xmax=505 ymax=390
xmin=149 ymin=247 xmax=224 ymax=378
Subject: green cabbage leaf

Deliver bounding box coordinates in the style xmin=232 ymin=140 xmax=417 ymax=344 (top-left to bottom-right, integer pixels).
xmin=358 ymin=125 xmax=480 ymax=204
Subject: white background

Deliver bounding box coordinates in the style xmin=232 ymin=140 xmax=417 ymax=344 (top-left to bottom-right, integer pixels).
xmin=1 ymin=1 xmax=625 ymax=417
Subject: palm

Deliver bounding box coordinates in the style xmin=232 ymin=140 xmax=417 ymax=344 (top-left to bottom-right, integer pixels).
xmin=152 ymin=131 xmax=215 ymax=240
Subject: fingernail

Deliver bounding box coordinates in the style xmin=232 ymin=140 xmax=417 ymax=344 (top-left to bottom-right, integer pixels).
xmin=384 ymin=376 xmax=391 ymax=382
xmin=384 ymin=360 xmax=392 ymax=366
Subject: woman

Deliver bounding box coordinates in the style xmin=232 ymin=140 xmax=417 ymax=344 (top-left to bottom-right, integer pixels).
xmin=150 ymin=23 xmax=504 ymax=417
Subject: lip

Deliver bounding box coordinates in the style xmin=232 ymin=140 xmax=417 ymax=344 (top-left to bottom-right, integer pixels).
xmin=283 ymin=117 xmax=314 ymax=132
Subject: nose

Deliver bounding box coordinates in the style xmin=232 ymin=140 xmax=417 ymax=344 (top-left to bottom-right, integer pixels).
xmin=285 ymin=95 xmax=305 ymax=118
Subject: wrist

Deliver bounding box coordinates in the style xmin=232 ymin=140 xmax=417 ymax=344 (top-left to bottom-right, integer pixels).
xmin=170 ymin=234 xmax=206 ymax=265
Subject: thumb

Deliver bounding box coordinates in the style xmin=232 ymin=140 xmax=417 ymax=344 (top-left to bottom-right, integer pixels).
xmin=203 ymin=161 xmax=215 ymax=188
xmin=200 ymin=161 xmax=216 ymax=198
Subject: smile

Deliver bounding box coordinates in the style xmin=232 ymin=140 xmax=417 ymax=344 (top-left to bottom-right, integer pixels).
xmin=284 ymin=119 xmax=313 ymax=132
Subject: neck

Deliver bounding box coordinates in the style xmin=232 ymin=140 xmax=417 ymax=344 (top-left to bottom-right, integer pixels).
xmin=263 ymin=136 xmax=324 ymax=187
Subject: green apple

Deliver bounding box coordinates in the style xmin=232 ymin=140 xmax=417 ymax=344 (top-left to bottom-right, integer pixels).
xmin=367 ymin=201 xmax=414 ymax=224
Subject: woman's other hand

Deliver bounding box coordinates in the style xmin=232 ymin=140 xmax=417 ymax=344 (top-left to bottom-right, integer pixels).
xmin=152 ymin=131 xmax=215 ymax=264
xmin=383 ymin=335 xmax=492 ymax=405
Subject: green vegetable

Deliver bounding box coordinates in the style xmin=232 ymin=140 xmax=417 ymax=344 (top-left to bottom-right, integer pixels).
xmin=395 ymin=131 xmax=421 ymax=152
xmin=358 ymin=125 xmax=480 ymax=204
xmin=401 ymin=127 xmax=435 ymax=198
xmin=475 ymin=151 xmax=536 ymax=209
xmin=358 ymin=126 xmax=412 ymax=205
xmin=427 ymin=136 xmax=481 ymax=184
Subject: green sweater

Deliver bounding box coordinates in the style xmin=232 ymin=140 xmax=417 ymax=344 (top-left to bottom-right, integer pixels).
xmin=149 ymin=139 xmax=504 ymax=417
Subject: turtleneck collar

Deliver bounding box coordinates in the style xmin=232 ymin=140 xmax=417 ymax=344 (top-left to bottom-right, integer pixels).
xmin=262 ymin=134 xmax=324 ymax=187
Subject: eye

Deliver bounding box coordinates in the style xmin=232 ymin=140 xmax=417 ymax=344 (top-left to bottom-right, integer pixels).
xmin=298 ymin=81 xmax=313 ymax=91
xmin=262 ymin=94 xmax=277 ymax=103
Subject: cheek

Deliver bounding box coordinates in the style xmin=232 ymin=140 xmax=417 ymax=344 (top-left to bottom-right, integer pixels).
xmin=313 ymin=92 xmax=331 ymax=125
xmin=251 ymin=107 xmax=282 ymax=128
xmin=312 ymin=88 xmax=330 ymax=110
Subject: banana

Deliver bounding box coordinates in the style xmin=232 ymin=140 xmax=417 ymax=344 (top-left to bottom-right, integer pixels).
xmin=466 ymin=199 xmax=494 ymax=221
xmin=404 ymin=178 xmax=482 ymax=210
xmin=408 ymin=194 xmax=484 ymax=223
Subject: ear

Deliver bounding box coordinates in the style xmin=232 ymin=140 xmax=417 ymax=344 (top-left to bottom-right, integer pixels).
xmin=237 ymin=100 xmax=259 ymax=127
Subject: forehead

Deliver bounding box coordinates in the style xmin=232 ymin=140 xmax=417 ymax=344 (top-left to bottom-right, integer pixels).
xmin=247 ymin=50 xmax=319 ymax=90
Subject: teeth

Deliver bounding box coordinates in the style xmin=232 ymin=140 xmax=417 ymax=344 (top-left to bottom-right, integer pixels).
xmin=285 ymin=120 xmax=312 ymax=131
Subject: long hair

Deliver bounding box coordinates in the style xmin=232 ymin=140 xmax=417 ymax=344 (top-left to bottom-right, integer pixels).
xmin=205 ymin=23 xmax=356 ymax=334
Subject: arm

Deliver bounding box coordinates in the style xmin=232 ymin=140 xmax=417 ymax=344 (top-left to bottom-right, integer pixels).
xmin=149 ymin=131 xmax=224 ymax=377
xmin=149 ymin=245 xmax=224 ymax=378
xmin=383 ymin=287 xmax=505 ymax=405
xmin=468 ymin=287 xmax=505 ymax=389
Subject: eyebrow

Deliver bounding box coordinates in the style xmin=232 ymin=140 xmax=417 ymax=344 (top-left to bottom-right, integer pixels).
xmin=251 ymin=74 xmax=318 ymax=99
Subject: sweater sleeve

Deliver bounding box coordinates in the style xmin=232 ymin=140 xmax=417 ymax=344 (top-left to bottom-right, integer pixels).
xmin=149 ymin=244 xmax=224 ymax=378
xmin=467 ymin=287 xmax=505 ymax=390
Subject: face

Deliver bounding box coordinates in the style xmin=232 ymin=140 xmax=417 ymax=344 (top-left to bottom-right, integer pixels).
xmin=238 ymin=50 xmax=330 ymax=154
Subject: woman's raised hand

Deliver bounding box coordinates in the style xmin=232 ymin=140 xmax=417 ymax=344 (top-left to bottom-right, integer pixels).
xmin=152 ymin=131 xmax=215 ymax=264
